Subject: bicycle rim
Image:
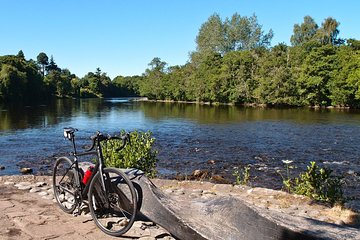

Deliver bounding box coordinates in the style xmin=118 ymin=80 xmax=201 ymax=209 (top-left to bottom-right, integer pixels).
xmin=52 ymin=157 xmax=77 ymax=213
xmin=88 ymin=168 xmax=137 ymax=237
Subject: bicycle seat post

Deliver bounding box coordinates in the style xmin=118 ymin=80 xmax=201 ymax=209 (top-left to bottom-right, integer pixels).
xmin=71 ymin=135 xmax=77 ymax=155
xmin=64 ymin=128 xmax=78 ymax=155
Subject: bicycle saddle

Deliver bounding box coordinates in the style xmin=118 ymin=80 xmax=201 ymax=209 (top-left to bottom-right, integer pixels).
xmin=63 ymin=127 xmax=78 ymax=140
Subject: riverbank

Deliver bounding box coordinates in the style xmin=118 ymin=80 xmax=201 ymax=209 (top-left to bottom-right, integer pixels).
xmin=0 ymin=175 xmax=359 ymax=240
xmin=140 ymin=97 xmax=357 ymax=109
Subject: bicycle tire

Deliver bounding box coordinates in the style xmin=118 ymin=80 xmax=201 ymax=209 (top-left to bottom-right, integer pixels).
xmin=52 ymin=157 xmax=78 ymax=214
xmin=88 ymin=167 xmax=137 ymax=237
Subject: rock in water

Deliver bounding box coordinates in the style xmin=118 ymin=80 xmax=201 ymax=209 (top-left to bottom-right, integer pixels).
xmin=20 ymin=167 xmax=33 ymax=174
xmin=0 ymin=165 xmax=5 ymax=170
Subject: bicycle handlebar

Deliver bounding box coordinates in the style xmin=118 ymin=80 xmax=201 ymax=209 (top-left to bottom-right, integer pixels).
xmin=84 ymin=131 xmax=130 ymax=152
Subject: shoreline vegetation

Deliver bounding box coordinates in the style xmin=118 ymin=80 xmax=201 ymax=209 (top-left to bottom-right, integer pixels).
xmin=138 ymin=97 xmax=354 ymax=109
xmin=1 ymin=13 xmax=360 ymax=109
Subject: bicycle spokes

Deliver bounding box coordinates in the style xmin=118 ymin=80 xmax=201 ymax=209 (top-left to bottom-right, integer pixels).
xmin=88 ymin=168 xmax=137 ymax=236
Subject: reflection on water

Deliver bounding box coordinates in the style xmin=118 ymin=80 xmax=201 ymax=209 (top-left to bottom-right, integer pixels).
xmin=0 ymin=99 xmax=360 ymax=194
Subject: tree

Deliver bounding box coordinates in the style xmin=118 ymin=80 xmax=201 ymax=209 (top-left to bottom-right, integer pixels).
xmin=113 ymin=75 xmax=142 ymax=96
xmin=17 ymin=50 xmax=25 ymax=61
xmin=298 ymin=45 xmax=337 ymax=106
xmin=347 ymin=39 xmax=360 ymax=50
xmin=80 ymin=68 xmax=112 ymax=97
xmin=195 ymin=13 xmax=273 ymax=55
xmin=221 ymin=50 xmax=255 ymax=103
xmin=290 ymin=16 xmax=318 ymax=46
xmin=254 ymin=43 xmax=299 ymax=105
xmin=139 ymin=58 xmax=168 ymax=99
xmin=317 ymin=17 xmax=342 ymax=45
xmin=46 ymin=55 xmax=60 ymax=73
xmin=37 ymin=52 xmax=48 ymax=77
xmin=224 ymin=13 xmax=273 ymax=51
xmin=196 ymin=13 xmax=225 ymax=54
xmin=0 ymin=64 xmax=27 ymax=100
xmin=328 ymin=46 xmax=360 ymax=107
xmin=0 ymin=55 xmax=44 ymax=102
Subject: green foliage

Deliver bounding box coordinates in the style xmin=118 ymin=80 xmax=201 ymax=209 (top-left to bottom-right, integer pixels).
xmin=102 ymin=130 xmax=158 ymax=177
xmin=291 ymin=16 xmax=319 ymax=46
xmin=139 ymin=58 xmax=168 ymax=100
xmin=0 ymin=55 xmax=43 ymax=102
xmin=233 ymin=165 xmax=250 ymax=185
xmin=298 ymin=45 xmax=337 ymax=106
xmin=255 ymin=44 xmax=300 ymax=106
xmin=277 ymin=160 xmax=295 ymax=192
xmin=282 ymin=161 xmax=344 ymax=205
xmin=134 ymin=14 xmax=360 ymax=108
xmin=113 ymin=75 xmax=142 ymax=96
xmin=196 ymin=13 xmax=273 ymax=54
xmin=1 ymin=14 xmax=360 ymax=109
xmin=37 ymin=52 xmax=48 ymax=77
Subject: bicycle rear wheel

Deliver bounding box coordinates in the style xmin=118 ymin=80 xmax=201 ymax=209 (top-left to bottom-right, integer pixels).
xmin=52 ymin=157 xmax=78 ymax=213
xmin=88 ymin=167 xmax=137 ymax=237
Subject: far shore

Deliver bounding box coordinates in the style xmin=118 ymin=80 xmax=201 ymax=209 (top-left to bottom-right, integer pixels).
xmin=134 ymin=97 xmax=354 ymax=109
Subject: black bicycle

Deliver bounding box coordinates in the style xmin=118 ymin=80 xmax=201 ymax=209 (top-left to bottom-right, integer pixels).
xmin=53 ymin=127 xmax=137 ymax=237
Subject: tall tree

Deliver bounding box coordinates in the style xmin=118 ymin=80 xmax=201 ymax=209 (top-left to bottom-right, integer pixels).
xmin=255 ymin=43 xmax=299 ymax=105
xmin=139 ymin=58 xmax=168 ymax=99
xmin=225 ymin=13 xmax=273 ymax=51
xmin=317 ymin=17 xmax=341 ymax=45
xmin=196 ymin=13 xmax=273 ymax=55
xmin=46 ymin=55 xmax=60 ymax=73
xmin=298 ymin=45 xmax=337 ymax=106
xmin=290 ymin=16 xmax=318 ymax=46
xmin=37 ymin=52 xmax=48 ymax=77
xmin=196 ymin=13 xmax=225 ymax=54
xmin=221 ymin=50 xmax=255 ymax=103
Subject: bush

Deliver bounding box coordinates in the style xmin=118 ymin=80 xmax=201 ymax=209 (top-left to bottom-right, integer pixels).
xmin=102 ymin=130 xmax=158 ymax=177
xmin=232 ymin=165 xmax=250 ymax=185
xmin=292 ymin=161 xmax=344 ymax=205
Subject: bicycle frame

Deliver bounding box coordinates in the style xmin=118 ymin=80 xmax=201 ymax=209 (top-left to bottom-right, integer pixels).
xmin=55 ymin=128 xmax=137 ymax=237
xmin=68 ymin=135 xmax=108 ymax=201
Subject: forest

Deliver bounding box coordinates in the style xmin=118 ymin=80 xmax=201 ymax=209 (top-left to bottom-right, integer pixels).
xmin=1 ymin=13 xmax=360 ymax=107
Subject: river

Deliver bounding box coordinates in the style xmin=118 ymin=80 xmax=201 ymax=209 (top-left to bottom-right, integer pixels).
xmin=0 ymin=98 xmax=359 ymax=196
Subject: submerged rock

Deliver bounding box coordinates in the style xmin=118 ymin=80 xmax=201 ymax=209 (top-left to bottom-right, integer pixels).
xmin=20 ymin=167 xmax=33 ymax=174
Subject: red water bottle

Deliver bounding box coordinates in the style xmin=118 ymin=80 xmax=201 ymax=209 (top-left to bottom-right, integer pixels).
xmin=82 ymin=166 xmax=94 ymax=184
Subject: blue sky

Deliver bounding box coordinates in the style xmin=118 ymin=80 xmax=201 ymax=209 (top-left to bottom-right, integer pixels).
xmin=1 ymin=0 xmax=359 ymax=79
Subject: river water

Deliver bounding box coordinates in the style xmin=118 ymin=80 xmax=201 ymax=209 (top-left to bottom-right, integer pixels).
xmin=0 ymin=98 xmax=359 ymax=195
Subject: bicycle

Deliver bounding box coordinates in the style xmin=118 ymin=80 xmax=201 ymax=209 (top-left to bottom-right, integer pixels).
xmin=52 ymin=127 xmax=137 ymax=237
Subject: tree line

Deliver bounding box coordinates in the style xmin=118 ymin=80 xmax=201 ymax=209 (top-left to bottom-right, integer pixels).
xmin=1 ymin=13 xmax=360 ymax=107
xmin=138 ymin=14 xmax=360 ymax=108
xmin=0 ymin=51 xmax=138 ymax=102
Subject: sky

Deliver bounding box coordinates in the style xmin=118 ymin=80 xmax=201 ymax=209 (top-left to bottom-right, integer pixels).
xmin=1 ymin=0 xmax=359 ymax=79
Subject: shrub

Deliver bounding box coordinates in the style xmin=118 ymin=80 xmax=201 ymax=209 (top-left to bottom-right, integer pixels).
xmin=292 ymin=161 xmax=344 ymax=205
xmin=233 ymin=165 xmax=251 ymax=185
xmin=102 ymin=130 xmax=158 ymax=177
xmin=278 ymin=160 xmax=295 ymax=193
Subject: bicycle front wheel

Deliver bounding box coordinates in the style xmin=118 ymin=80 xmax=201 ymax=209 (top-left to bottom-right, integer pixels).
xmin=52 ymin=157 xmax=78 ymax=214
xmin=88 ymin=167 xmax=137 ymax=237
